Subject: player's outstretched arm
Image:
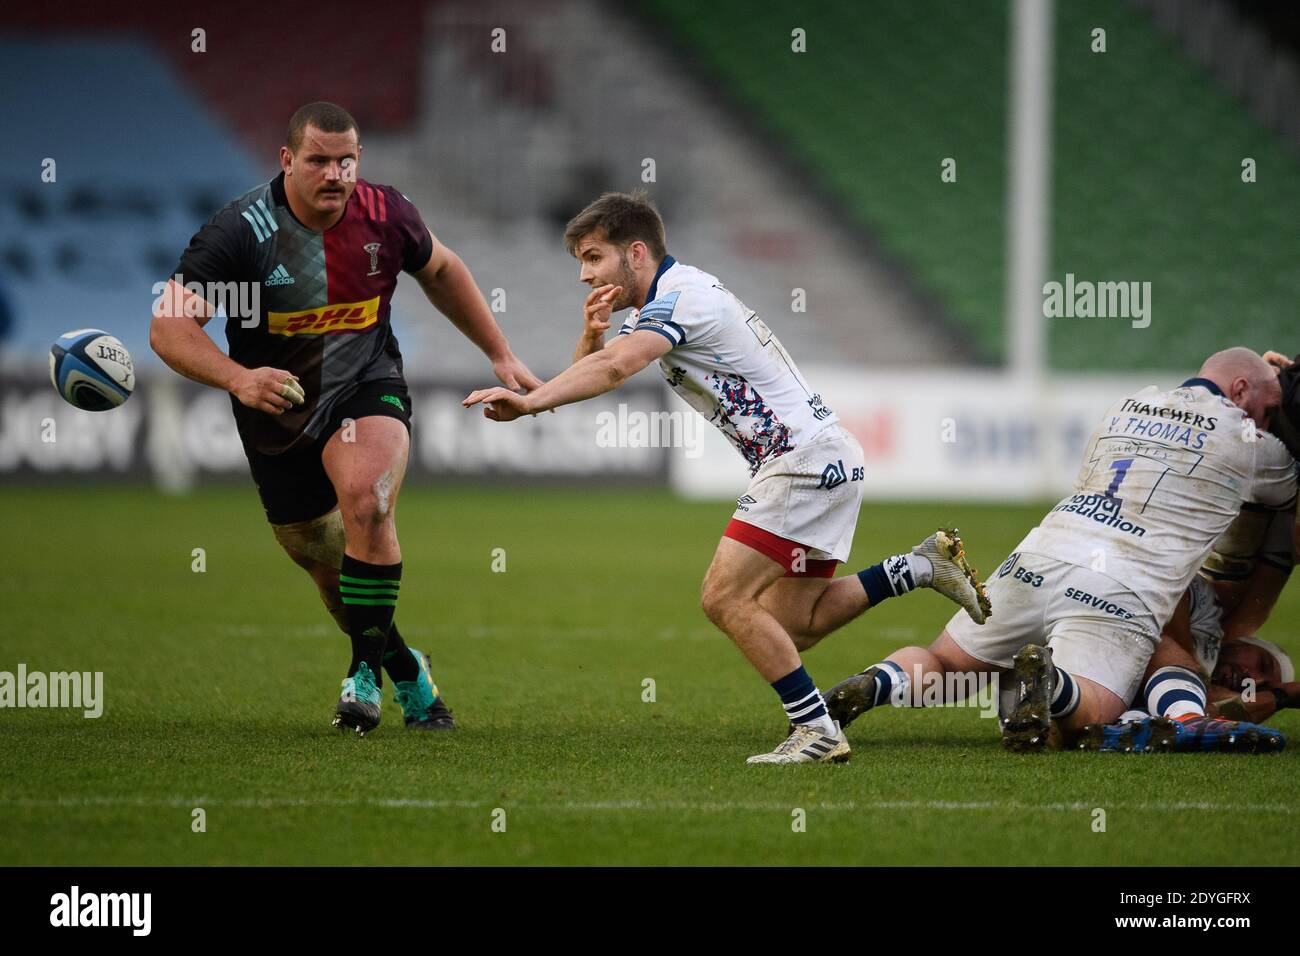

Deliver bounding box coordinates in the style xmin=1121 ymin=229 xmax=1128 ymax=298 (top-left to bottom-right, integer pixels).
xmin=1210 ymin=681 xmax=1300 ymax=722
xmin=149 ymin=278 xmax=304 ymax=415
xmin=411 ymin=231 xmax=543 ymax=393
xmin=464 ymin=328 xmax=671 ymax=421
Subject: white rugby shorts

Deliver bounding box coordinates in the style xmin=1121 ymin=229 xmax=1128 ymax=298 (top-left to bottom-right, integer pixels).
xmin=946 ymin=550 xmax=1161 ymax=704
xmin=724 ymin=424 xmax=865 ymax=575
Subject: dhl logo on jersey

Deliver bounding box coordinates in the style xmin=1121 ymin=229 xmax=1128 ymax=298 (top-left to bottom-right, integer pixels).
xmin=267 ymin=296 xmax=381 ymax=336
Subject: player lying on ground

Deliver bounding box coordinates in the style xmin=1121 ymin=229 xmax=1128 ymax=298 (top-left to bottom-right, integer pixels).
xmin=1078 ymin=565 xmax=1297 ymax=751
xmin=1083 ymin=351 xmax=1300 ymax=750
xmin=819 ymin=348 xmax=1297 ymax=752
xmin=151 ymin=102 xmax=543 ymax=735
xmin=463 ymin=191 xmax=990 ymax=764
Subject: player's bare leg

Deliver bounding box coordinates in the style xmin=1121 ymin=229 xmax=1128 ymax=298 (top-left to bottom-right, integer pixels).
xmin=1049 ymin=677 xmax=1123 ymax=743
xmin=760 ymin=578 xmax=860 ymax=652
xmin=1116 ymin=589 xmax=1214 ymax=723
xmin=322 ymin=416 xmax=408 ymax=563
xmin=319 ymin=416 xmax=409 ymax=734
xmin=701 ymin=538 xmax=803 ymax=681
xmin=764 ymin=531 xmax=989 ymax=654
xmin=274 ymin=508 xmax=351 ymax=631
xmin=700 ymin=538 xmax=848 ymax=763
xmin=825 ymin=628 xmax=999 ymax=729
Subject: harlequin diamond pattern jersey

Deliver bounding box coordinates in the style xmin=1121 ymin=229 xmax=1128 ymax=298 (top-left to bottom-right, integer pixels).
xmin=172 ymin=172 xmax=433 ymax=454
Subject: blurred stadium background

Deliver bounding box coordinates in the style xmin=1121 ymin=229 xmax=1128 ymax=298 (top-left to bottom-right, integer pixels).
xmin=5 ymin=1 xmax=1300 ymax=869
xmin=2 ymin=0 xmax=1298 ymax=498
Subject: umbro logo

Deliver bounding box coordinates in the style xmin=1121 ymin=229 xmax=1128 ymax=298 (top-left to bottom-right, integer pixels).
xmin=735 ymin=494 xmax=757 ymax=512
xmin=818 ymin=459 xmax=848 ymax=490
xmin=997 ymin=552 xmax=1020 ymax=579
xmin=264 ymin=264 xmax=295 ymax=286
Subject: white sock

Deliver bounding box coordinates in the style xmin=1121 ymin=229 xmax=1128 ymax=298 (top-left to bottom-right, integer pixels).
xmin=1144 ymin=666 xmax=1207 ymax=719
xmin=908 ymin=552 xmax=934 ymax=587
xmin=808 ymin=713 xmax=838 ymax=736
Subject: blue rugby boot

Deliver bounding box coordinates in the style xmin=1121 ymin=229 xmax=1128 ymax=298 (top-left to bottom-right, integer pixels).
xmin=333 ymin=661 xmax=382 ymax=736
xmin=1165 ymin=714 xmax=1285 ymax=753
xmin=394 ymin=649 xmax=455 ymax=731
xmin=1081 ymin=715 xmax=1285 ymax=753
xmin=1079 ymin=715 xmax=1174 ymax=753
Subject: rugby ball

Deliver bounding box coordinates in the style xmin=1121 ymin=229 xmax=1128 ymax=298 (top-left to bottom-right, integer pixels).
xmin=49 ymin=329 xmax=135 ymax=411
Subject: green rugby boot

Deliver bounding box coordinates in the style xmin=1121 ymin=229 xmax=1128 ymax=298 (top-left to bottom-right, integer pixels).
xmin=333 ymin=661 xmax=382 ymax=736
xmin=394 ymin=649 xmax=455 ymax=731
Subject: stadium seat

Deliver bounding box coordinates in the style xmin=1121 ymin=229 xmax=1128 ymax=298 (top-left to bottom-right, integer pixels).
xmin=642 ymin=0 xmax=1300 ymax=369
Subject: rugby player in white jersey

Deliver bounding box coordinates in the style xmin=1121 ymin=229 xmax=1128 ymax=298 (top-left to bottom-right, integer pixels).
xmin=462 ymin=191 xmax=989 ymax=764
xmin=1084 ymin=350 xmax=1300 ymax=750
xmin=823 ymin=347 xmax=1297 ymax=752
xmin=1077 ymin=519 xmax=1298 ymax=751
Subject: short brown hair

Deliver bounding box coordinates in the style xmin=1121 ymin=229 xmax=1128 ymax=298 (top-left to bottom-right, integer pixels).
xmin=286 ymin=102 xmax=360 ymax=151
xmin=564 ymin=191 xmax=667 ymax=260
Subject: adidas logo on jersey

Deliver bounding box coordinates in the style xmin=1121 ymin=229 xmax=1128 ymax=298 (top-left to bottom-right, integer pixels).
xmin=264 ymin=264 xmax=295 ymax=286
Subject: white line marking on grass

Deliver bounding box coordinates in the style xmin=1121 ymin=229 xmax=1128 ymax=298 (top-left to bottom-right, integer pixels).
xmin=1 ymin=796 xmax=1295 ymax=814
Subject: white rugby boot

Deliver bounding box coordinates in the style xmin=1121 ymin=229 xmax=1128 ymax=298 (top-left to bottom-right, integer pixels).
xmin=746 ymin=721 xmax=851 ymax=764
xmin=912 ymin=528 xmax=991 ymax=624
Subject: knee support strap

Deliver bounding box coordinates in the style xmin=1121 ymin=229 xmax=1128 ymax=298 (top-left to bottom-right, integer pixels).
xmin=272 ymin=509 xmax=346 ymax=569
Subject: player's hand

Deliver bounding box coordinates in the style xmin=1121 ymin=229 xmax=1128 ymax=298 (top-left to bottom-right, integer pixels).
xmin=1263 ymin=350 xmax=1293 ymax=374
xmin=462 ymin=386 xmax=534 ymax=422
xmin=491 ymin=352 xmax=545 ymax=394
xmin=582 ymin=284 xmax=622 ymax=338
xmin=230 ymin=367 xmax=305 ymax=415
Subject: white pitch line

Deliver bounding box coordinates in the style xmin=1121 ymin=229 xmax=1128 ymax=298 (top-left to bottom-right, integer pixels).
xmin=0 ymin=796 xmax=1294 ymax=814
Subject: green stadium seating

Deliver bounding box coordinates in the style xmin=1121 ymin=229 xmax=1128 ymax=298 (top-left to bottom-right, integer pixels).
xmin=643 ymin=0 xmax=1300 ymax=370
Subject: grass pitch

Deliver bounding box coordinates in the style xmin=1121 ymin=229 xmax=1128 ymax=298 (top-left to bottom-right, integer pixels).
xmin=2 ymin=485 xmax=1296 ymax=866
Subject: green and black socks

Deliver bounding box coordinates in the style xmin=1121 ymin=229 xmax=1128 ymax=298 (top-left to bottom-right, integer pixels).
xmin=382 ymin=624 xmax=420 ymax=683
xmin=340 ymin=555 xmax=402 ymax=683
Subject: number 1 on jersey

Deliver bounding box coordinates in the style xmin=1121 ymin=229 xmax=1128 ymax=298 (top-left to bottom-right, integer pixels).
xmin=1105 ymin=458 xmax=1134 ymax=498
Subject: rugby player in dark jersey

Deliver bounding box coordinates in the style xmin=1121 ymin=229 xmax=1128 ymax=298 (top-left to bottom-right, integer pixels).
xmin=150 ymin=102 xmax=542 ymax=735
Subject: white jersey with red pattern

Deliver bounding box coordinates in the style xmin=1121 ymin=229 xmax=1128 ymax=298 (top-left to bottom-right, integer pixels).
xmin=618 ymin=256 xmax=836 ymax=475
